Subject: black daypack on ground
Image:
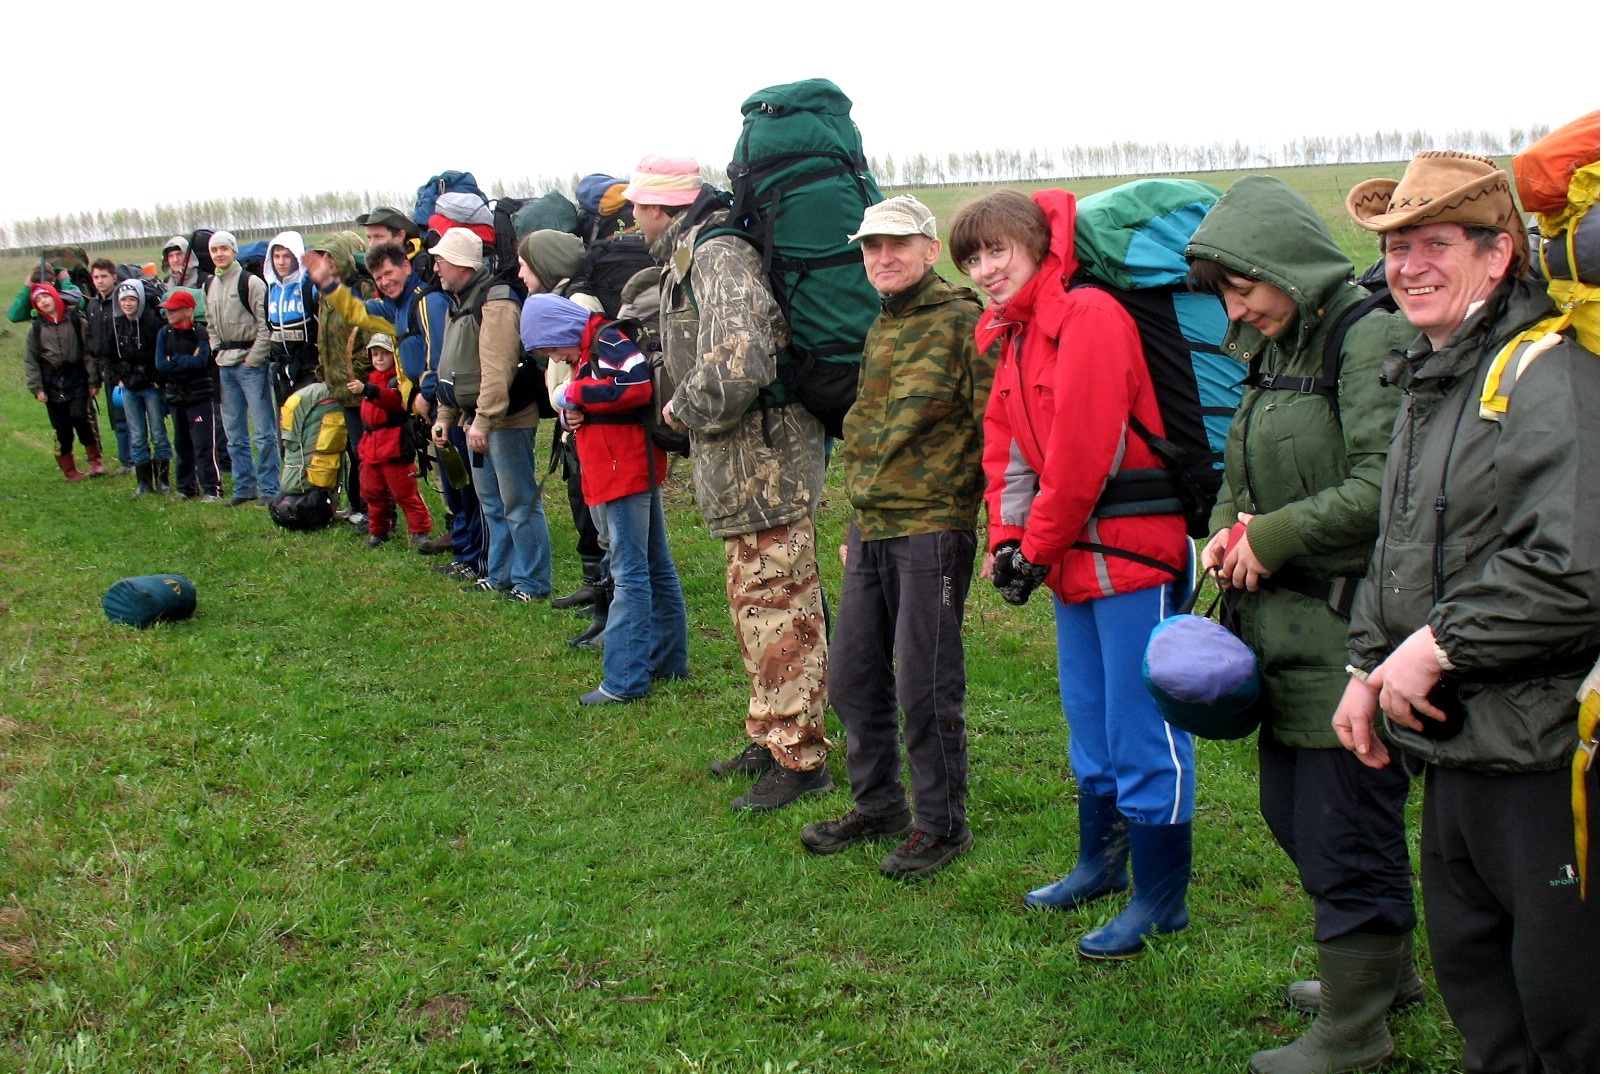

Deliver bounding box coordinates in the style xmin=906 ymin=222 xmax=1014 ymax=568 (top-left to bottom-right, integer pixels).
xmin=693 ymin=77 xmax=884 ymax=440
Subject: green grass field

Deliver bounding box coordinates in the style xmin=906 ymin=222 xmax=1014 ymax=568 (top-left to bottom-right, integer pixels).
xmin=0 ymin=165 xmax=1466 ymax=1072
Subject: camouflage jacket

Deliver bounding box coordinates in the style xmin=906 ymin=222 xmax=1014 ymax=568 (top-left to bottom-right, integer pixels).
xmin=312 ymin=233 xmax=375 ymax=407
xmin=655 ymin=208 xmax=826 ymax=539
xmin=840 ymin=272 xmax=994 ymax=540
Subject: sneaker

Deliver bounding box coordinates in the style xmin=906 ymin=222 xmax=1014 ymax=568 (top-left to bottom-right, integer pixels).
xmin=200 ymin=494 xmax=221 ymax=504
xmin=348 ymin=512 xmax=367 ymax=528
xmin=879 ymin=829 xmax=974 ymax=881
xmin=801 ymin=809 xmax=915 ymax=855
xmin=731 ymin=764 xmax=833 ymax=814
xmin=497 ymin=589 xmax=537 ymax=603
xmin=461 ymin=578 xmax=506 ymax=594
xmin=365 ymin=533 xmax=389 ymax=549
xmin=710 ymin=742 xmax=776 ymax=777
xmin=228 ymin=495 xmax=258 ymax=507
xmin=431 ymin=561 xmax=471 ymax=578
xmin=579 ymin=688 xmax=634 ymax=706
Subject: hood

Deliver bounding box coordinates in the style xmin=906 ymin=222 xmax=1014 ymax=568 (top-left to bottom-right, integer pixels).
xmin=977 ymin=189 xmax=1078 ymax=352
xmin=115 ymin=278 xmax=146 ymax=318
xmin=1186 ymin=175 xmax=1355 ymax=342
xmin=266 ymin=230 xmax=306 ymax=286
xmin=306 ymin=230 xmax=366 ymax=283
xmin=163 ymin=236 xmax=200 ymax=287
xmin=30 ymin=283 xmax=68 ymax=324
xmin=518 ymin=230 xmax=585 ymax=291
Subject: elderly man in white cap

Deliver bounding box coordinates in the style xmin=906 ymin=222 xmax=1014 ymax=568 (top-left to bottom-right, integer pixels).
xmin=1333 ymin=151 xmax=1599 ymax=1074
xmin=798 ymin=195 xmax=996 ymax=879
xmin=204 ymin=229 xmax=278 ymax=506
xmin=428 ymin=227 xmax=552 ymax=602
xmin=627 ymin=153 xmax=834 ymax=813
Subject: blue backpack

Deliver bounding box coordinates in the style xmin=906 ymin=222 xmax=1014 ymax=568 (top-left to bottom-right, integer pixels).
xmin=1070 ymin=178 xmax=1236 ymax=539
xmin=413 ymin=171 xmax=488 ymax=231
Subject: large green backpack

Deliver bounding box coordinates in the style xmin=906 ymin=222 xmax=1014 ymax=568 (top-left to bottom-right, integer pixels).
xmin=697 ymin=78 xmax=884 ymax=438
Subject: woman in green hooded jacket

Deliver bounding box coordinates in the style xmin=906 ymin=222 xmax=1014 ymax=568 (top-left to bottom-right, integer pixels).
xmin=1185 ymin=176 xmax=1418 ymax=1074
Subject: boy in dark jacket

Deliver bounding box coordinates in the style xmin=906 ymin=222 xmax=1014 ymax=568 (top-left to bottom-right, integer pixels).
xmin=154 ymin=291 xmax=222 ymax=501
xmin=346 ymin=334 xmax=431 ymax=548
xmin=23 ymin=283 xmax=102 ymax=480
xmin=112 ymin=279 xmax=174 ymax=497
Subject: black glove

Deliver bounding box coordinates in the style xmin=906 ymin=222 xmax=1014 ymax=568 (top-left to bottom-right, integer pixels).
xmin=991 ymin=540 xmax=1022 ymax=592
xmin=993 ymin=542 xmax=1051 ymax=605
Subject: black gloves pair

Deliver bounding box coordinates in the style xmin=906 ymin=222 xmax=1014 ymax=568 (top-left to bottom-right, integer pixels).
xmin=991 ymin=540 xmax=1050 ymax=606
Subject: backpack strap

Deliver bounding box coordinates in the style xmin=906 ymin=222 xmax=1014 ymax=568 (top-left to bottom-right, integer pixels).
xmin=1246 ymin=285 xmax=1396 ymax=419
xmin=1479 ymin=315 xmax=1572 ymax=421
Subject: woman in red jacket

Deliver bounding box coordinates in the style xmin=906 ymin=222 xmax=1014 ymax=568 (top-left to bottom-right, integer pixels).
xmin=951 ymin=189 xmax=1194 ymax=959
xmin=521 ymin=293 xmax=689 ymax=706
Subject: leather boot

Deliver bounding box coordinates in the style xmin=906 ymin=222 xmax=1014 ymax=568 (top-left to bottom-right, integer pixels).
xmin=1025 ymin=792 xmax=1129 ymax=909
xmin=567 ymin=580 xmax=612 ymax=650
xmin=1077 ymin=820 xmax=1190 ymax=959
xmin=85 ymin=444 xmax=106 ymax=476
xmin=553 ymin=554 xmax=605 ymax=611
xmin=155 ymin=459 xmax=173 ymax=494
xmin=56 ymin=454 xmax=88 ymax=482
xmin=133 ymin=462 xmax=154 ymax=498
xmin=1287 ymin=935 xmax=1425 ymax=1014
xmin=1250 ymin=933 xmax=1404 ymax=1074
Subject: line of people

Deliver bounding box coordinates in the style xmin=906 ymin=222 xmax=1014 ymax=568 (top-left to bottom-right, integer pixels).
xmin=12 ymin=147 xmax=1595 ymax=1074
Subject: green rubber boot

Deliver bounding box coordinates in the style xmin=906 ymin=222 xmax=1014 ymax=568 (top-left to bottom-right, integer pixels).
xmin=1250 ymin=932 xmax=1404 ymax=1074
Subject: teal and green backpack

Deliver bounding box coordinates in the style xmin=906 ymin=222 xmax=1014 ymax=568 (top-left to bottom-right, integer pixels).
xmin=697 ymin=78 xmax=884 ymax=438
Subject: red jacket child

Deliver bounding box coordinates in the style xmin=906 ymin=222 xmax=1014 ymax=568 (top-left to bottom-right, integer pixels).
xmin=347 ymin=334 xmax=433 ymax=547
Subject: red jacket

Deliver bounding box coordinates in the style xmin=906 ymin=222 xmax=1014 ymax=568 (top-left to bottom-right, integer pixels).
xmin=357 ymin=367 xmax=410 ymax=464
xmin=564 ymin=317 xmax=665 ymax=505
xmin=978 ymin=189 xmax=1187 ymax=604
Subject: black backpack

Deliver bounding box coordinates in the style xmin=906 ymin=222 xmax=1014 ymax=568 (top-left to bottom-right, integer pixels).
xmin=571 ymin=233 xmax=657 ymax=320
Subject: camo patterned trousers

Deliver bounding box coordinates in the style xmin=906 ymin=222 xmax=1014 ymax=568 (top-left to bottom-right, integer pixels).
xmin=725 ymin=517 xmax=832 ymax=772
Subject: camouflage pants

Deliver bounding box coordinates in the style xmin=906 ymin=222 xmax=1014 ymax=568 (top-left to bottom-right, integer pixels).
xmin=725 ymin=517 xmax=832 ymax=772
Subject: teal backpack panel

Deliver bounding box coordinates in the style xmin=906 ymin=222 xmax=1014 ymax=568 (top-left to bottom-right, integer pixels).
xmin=1074 ymin=179 xmax=1222 ymax=290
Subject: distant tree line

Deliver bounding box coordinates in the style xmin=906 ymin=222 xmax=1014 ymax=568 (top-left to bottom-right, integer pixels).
xmin=0 ymin=129 xmax=1548 ymax=249
xmin=866 ymin=125 xmax=1550 ymax=186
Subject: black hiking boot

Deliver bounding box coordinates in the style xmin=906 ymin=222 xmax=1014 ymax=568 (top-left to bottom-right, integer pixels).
xmin=879 ymin=829 xmax=975 ymax=881
xmin=731 ymin=764 xmax=833 ymax=814
xmin=710 ymin=742 xmax=775 ymax=777
xmin=801 ymin=808 xmax=914 ymax=855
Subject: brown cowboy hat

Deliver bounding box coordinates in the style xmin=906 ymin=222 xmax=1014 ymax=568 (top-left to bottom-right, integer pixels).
xmin=1347 ymin=151 xmax=1527 ymax=268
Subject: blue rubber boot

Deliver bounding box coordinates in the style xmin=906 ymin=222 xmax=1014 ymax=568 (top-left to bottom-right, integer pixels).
xmin=1077 ymin=820 xmax=1190 ymax=959
xmin=1024 ymin=792 xmax=1129 ymax=909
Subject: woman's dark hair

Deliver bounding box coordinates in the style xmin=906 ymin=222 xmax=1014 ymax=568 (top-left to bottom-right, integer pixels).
xmin=948 ymin=190 xmax=1050 ymax=269
xmin=1185 ymin=257 xmax=1236 ymax=297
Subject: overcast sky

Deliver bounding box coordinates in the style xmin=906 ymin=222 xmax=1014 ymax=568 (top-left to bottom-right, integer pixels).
xmin=9 ymin=0 xmax=1597 ymax=224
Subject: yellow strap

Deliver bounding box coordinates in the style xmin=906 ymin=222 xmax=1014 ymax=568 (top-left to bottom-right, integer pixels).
xmin=1576 ymin=664 xmax=1600 ymax=900
xmin=1479 ymin=325 xmax=1570 ymax=420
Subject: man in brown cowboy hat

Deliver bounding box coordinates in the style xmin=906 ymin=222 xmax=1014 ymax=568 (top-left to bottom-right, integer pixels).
xmin=1333 ymin=151 xmax=1599 ymax=1074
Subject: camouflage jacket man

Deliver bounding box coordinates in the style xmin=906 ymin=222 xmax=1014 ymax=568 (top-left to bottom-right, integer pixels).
xmin=839 ymin=271 xmax=992 ymax=541
xmin=654 ymin=207 xmax=827 ymax=540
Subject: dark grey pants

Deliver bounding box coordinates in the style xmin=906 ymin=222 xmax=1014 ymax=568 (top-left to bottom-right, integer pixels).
xmin=1258 ymin=730 xmax=1417 ymax=941
xmin=1423 ymin=764 xmax=1599 ymax=1074
xmin=832 ymin=526 xmax=975 ymax=839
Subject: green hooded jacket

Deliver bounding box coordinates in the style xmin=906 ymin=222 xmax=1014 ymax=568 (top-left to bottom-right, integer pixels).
xmin=1187 ymin=176 xmax=1413 ymax=746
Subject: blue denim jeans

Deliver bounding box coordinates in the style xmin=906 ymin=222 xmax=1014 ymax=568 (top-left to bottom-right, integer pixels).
xmin=108 ymin=389 xmax=131 ymax=465
xmin=121 ymin=386 xmax=172 ymax=466
xmin=599 ymin=488 xmax=689 ymax=699
xmin=471 ymin=425 xmax=551 ymax=597
xmin=444 ymin=423 xmax=485 ymax=573
xmin=217 ymin=362 xmax=281 ymax=498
